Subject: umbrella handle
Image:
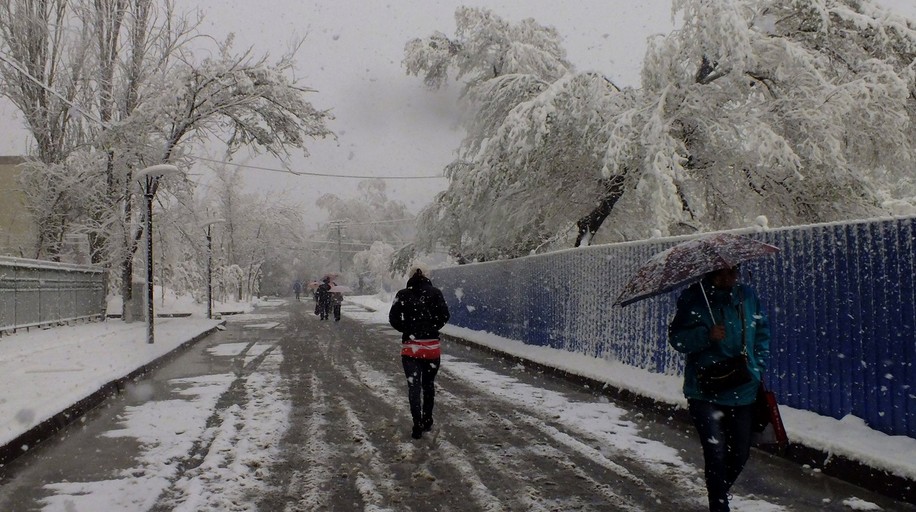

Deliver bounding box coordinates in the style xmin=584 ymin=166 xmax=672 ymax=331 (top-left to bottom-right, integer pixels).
xmin=699 ymin=281 xmax=716 ymax=322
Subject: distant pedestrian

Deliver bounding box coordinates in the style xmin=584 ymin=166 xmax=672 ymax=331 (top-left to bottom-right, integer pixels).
xmin=316 ymin=277 xmax=332 ymax=320
xmin=331 ymin=290 xmax=343 ymax=322
xmin=292 ymin=279 xmax=302 ymax=301
xmin=388 ymin=264 xmax=450 ymax=440
xmin=668 ymin=265 xmax=771 ymax=512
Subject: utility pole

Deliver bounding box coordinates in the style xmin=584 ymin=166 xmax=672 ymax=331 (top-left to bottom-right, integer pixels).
xmin=329 ymin=220 xmax=346 ymax=273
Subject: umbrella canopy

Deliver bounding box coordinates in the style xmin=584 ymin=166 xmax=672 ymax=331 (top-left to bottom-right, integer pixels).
xmin=306 ymin=281 xmax=322 ymax=289
xmin=329 ymin=285 xmax=352 ymax=294
xmin=614 ymin=233 xmax=779 ymax=307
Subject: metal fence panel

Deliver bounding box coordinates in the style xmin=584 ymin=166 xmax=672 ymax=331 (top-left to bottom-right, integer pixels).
xmin=0 ymin=256 xmax=106 ymax=333
xmin=433 ymin=216 xmax=916 ymax=439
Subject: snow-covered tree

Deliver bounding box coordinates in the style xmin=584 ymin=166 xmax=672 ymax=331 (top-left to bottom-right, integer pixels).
xmin=351 ymin=241 xmax=398 ymax=294
xmin=407 ymin=1 xmax=916 ymax=260
xmin=152 ymin=163 xmax=314 ymax=304
xmin=0 ymin=0 xmax=90 ymax=165
xmin=405 ymin=6 xmax=621 ymax=261
xmin=0 ymin=0 xmax=97 ymax=259
xmin=414 ymin=72 xmax=634 ymax=259
xmin=16 ymin=153 xmax=105 ymax=259
xmin=0 ymin=1 xmax=333 ymax=316
xmin=108 ymin=36 xmax=332 ymax=313
xmin=599 ymin=0 xmax=916 ymax=239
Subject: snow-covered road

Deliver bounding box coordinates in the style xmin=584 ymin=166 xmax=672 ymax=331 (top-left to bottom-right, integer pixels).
xmin=0 ymin=300 xmax=909 ymax=511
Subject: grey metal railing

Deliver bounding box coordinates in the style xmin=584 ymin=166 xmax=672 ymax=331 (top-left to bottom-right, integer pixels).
xmin=0 ymin=256 xmax=107 ymax=334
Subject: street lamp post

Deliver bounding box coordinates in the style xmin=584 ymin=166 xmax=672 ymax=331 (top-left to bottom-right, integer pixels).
xmin=202 ymin=219 xmax=225 ymax=319
xmin=135 ymin=164 xmax=183 ymax=344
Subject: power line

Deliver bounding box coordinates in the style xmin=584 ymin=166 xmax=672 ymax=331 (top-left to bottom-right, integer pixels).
xmin=323 ymin=218 xmax=416 ymax=226
xmin=192 ymin=155 xmax=445 ymax=180
xmin=0 ymin=51 xmax=108 ymax=127
xmin=305 ymin=239 xmax=410 ymax=246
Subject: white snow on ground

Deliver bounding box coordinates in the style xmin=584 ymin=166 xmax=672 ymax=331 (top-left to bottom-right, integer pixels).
xmin=0 ymin=294 xmax=898 ymax=511
xmin=842 ymin=496 xmax=885 ymax=510
xmin=168 ymin=349 xmax=290 ymax=511
xmin=39 ymin=373 xmax=235 ymax=511
xmin=343 ymin=294 xmax=910 ymax=510
xmin=35 ymin=313 xmax=290 ymax=512
xmin=0 ymin=317 xmax=222 ymax=448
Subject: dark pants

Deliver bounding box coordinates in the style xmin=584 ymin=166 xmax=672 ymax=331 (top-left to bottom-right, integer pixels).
xmin=401 ymin=356 xmax=440 ymax=428
xmin=318 ymin=301 xmax=330 ymax=319
xmin=333 ymin=304 xmax=341 ymax=321
xmin=688 ymin=399 xmax=755 ymax=512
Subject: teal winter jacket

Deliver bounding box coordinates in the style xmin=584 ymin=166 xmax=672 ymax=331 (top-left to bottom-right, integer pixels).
xmin=668 ymin=279 xmax=771 ymax=406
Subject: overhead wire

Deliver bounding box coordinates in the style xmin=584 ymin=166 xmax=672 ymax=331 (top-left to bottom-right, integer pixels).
xmin=191 ymin=155 xmax=445 ymax=180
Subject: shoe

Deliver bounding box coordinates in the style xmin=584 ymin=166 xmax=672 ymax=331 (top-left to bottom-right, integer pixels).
xmin=421 ymin=418 xmax=433 ymax=432
xmin=411 ymin=426 xmax=423 ymax=439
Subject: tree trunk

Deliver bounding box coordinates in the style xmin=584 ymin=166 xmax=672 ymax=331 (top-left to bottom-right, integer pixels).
xmin=574 ymin=174 xmax=625 ymax=247
xmin=120 ymin=179 xmax=135 ymax=320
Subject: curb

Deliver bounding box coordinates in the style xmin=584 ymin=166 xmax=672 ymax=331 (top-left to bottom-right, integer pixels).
xmin=0 ymin=322 xmax=225 ymax=468
xmin=441 ymin=333 xmax=916 ymax=505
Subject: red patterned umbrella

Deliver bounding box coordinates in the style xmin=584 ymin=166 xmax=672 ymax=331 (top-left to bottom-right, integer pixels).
xmin=614 ymin=233 xmax=779 ymax=307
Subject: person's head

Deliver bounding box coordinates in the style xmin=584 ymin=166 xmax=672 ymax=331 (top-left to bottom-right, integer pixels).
xmin=408 ymin=262 xmax=430 ymax=278
xmin=708 ymin=265 xmax=740 ymax=290
xmin=406 ymin=262 xmax=431 ymax=286
xmin=322 ymin=276 xmax=330 ymax=284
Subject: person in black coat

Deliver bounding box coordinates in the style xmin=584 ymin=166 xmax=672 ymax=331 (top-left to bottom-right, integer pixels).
xmin=316 ymin=277 xmax=332 ymax=320
xmin=388 ymin=265 xmax=450 ymax=439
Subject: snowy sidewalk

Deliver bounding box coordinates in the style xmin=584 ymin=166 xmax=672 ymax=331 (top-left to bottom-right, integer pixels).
xmin=0 ymin=317 xmax=222 ymax=460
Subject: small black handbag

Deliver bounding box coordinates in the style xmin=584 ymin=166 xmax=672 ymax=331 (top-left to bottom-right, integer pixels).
xmin=695 ymin=298 xmax=753 ymax=394
xmin=697 ymin=355 xmax=752 ymax=394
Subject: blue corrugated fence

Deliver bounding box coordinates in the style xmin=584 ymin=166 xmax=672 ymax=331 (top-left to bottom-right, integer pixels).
xmin=432 ymin=216 xmax=916 ymax=439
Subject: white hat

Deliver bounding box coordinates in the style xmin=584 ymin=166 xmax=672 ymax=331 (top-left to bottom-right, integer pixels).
xmin=409 ymin=261 xmax=430 ymax=277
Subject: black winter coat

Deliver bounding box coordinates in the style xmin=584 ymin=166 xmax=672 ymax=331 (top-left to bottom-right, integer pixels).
xmin=388 ymin=274 xmax=450 ymax=342
xmin=316 ymin=283 xmax=332 ymax=306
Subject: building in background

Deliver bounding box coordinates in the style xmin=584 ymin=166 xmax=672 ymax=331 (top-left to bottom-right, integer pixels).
xmin=0 ymin=156 xmax=38 ymax=258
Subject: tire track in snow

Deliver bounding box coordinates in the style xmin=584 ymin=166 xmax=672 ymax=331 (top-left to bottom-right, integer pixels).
xmin=322 ymin=331 xmax=518 ymax=510
xmin=435 ymin=438 xmax=506 ymax=512
xmin=284 ymin=305 xmax=703 ymax=510
xmin=142 ymin=338 xmax=285 ymax=511
xmin=433 ymin=369 xmax=679 ymax=510
xmin=167 ymin=349 xmax=291 ymax=511
xmin=513 ymin=412 xmax=657 ymax=501
xmin=524 ymin=442 xmax=645 ymax=512
xmin=282 ymin=372 xmax=333 ymax=512
xmin=338 ymin=402 xmax=399 ymax=511
xmin=432 ymin=388 xmax=616 ymax=510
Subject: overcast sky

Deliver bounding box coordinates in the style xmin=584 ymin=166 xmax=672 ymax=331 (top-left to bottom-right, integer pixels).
xmin=1 ymin=1 xmax=914 ymax=225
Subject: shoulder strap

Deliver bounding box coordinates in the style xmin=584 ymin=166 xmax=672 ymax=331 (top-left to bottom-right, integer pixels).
xmin=738 ymin=287 xmax=748 ymax=357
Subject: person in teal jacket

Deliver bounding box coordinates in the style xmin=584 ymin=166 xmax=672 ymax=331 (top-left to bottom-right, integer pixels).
xmin=668 ymin=265 xmax=770 ymax=512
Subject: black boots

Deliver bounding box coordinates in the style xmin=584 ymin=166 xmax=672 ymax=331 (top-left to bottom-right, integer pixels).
xmin=412 ymin=416 xmax=434 ymax=439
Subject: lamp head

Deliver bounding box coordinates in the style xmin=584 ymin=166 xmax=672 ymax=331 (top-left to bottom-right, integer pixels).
xmin=135 ymin=164 xmax=183 ymax=181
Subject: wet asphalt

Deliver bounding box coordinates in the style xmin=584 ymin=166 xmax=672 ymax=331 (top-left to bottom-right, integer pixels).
xmin=0 ymin=299 xmax=911 ymax=511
